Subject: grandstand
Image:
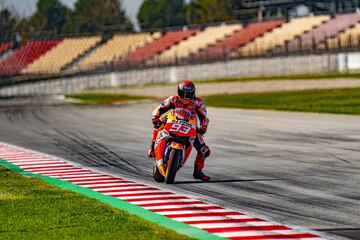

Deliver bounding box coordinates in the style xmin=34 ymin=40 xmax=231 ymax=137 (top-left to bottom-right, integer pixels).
xmin=73 ymin=33 xmax=156 ymax=72
xmin=154 ymin=24 xmax=242 ymax=64
xmin=195 ymin=20 xmax=283 ymax=61
xmin=234 ymin=0 xmax=359 ymax=20
xmin=117 ymin=29 xmax=199 ymax=67
xmin=319 ymin=23 xmax=360 ymax=49
xmin=239 ymin=15 xmax=330 ymax=56
xmin=22 ymin=36 xmax=101 ymax=74
xmin=284 ymin=11 xmax=360 ymax=53
xmin=0 ymin=39 xmax=61 ymax=76
xmin=2 ymin=11 xmax=360 ymax=78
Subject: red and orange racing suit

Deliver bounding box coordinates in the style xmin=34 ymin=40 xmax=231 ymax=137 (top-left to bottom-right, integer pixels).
xmin=151 ymin=95 xmax=210 ymax=170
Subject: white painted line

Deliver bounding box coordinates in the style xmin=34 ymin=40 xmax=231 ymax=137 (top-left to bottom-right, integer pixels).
xmin=90 ymin=186 xmax=148 ymax=191
xmin=2 ymin=157 xmax=52 ymax=161
xmin=78 ymin=183 xmax=140 ymax=188
xmin=127 ymin=199 xmax=195 ymax=205
xmin=190 ymin=221 xmax=280 ymax=228
xmin=59 ymin=176 xmax=114 ymax=181
xmin=143 ymin=204 xmax=212 ymax=210
xmin=215 ymin=230 xmax=316 ymax=238
xmin=100 ymin=190 xmax=165 ymax=196
xmin=156 ymin=209 xmax=237 ymax=215
xmin=17 ymin=162 xmax=70 ymax=167
xmin=42 ymin=171 xmax=94 ymax=176
xmin=73 ymin=180 xmax=128 ymax=185
xmin=56 ymin=174 xmax=106 ymax=179
xmin=7 ymin=159 xmax=60 ymax=164
xmin=31 ymin=169 xmax=85 ymax=174
xmin=170 ymin=215 xmax=251 ymax=222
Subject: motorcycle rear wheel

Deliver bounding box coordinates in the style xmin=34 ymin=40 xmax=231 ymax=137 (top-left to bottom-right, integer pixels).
xmin=165 ymin=149 xmax=181 ymax=184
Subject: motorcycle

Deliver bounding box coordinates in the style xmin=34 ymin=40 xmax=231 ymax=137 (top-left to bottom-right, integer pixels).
xmin=152 ymin=108 xmax=197 ymax=184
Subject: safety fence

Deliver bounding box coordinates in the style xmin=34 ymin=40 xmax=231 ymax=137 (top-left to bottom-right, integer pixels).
xmin=0 ymin=52 xmax=347 ymax=97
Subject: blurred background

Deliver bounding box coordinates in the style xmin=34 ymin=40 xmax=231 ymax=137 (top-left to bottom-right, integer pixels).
xmin=1 ymin=0 xmax=360 ymax=95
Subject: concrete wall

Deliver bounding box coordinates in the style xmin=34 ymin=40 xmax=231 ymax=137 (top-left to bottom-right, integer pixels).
xmin=0 ymin=53 xmax=340 ymax=97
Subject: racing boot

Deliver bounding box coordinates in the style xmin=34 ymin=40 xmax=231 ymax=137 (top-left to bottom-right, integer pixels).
xmin=193 ymin=165 xmax=210 ymax=181
xmin=148 ymin=142 xmax=155 ymax=158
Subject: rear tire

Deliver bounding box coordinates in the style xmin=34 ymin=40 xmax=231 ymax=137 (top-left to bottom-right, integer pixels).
xmin=153 ymin=165 xmax=165 ymax=182
xmin=165 ymin=149 xmax=181 ymax=184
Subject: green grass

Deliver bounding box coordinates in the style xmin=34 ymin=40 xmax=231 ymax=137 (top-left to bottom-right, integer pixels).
xmin=0 ymin=166 xmax=191 ymax=240
xmin=203 ymin=87 xmax=360 ymax=115
xmin=193 ymin=71 xmax=360 ymax=84
xmin=66 ymin=93 xmax=151 ymax=105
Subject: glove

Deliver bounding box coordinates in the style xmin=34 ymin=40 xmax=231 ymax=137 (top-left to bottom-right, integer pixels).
xmin=152 ymin=116 xmax=162 ymax=129
xmin=198 ymin=126 xmax=207 ymax=135
xmin=198 ymin=119 xmax=208 ymax=135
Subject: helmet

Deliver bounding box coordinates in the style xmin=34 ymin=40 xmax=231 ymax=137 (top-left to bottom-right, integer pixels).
xmin=178 ymin=80 xmax=195 ymax=104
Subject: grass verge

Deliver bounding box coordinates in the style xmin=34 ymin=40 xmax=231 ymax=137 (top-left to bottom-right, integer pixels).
xmin=66 ymin=93 xmax=151 ymax=105
xmin=0 ymin=165 xmax=191 ymax=240
xmin=203 ymin=87 xmax=360 ymax=115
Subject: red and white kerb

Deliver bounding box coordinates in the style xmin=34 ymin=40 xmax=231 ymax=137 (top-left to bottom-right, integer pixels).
xmin=0 ymin=143 xmax=329 ymax=240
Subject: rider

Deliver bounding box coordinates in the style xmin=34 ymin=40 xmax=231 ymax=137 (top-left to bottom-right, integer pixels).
xmin=148 ymin=80 xmax=211 ymax=181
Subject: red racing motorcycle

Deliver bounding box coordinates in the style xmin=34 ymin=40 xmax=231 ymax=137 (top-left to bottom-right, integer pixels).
xmin=152 ymin=108 xmax=197 ymax=184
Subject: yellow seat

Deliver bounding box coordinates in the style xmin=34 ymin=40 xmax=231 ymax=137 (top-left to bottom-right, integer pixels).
xmin=156 ymin=24 xmax=242 ymax=64
xmin=239 ymin=15 xmax=330 ymax=56
xmin=74 ymin=33 xmax=155 ymax=71
xmin=320 ymin=23 xmax=360 ymax=49
xmin=22 ymin=36 xmax=101 ymax=74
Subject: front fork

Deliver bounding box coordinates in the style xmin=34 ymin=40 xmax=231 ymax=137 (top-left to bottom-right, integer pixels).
xmin=154 ymin=130 xmax=192 ymax=177
xmin=155 ymin=142 xmax=187 ymax=177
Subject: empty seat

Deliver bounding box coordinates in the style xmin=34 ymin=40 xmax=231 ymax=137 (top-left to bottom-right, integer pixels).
xmin=0 ymin=39 xmax=61 ymax=76
xmin=118 ymin=29 xmax=198 ymax=67
xmin=240 ymin=15 xmax=330 ymax=56
xmin=319 ymin=23 xmax=360 ymax=49
xmin=74 ymin=33 xmax=154 ymax=71
xmin=157 ymin=24 xmax=242 ymax=64
xmin=195 ymin=20 xmax=284 ymax=61
xmin=22 ymin=36 xmax=101 ymax=74
xmin=285 ymin=11 xmax=360 ymax=52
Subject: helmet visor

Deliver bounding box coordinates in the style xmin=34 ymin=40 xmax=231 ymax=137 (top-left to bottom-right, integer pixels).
xmin=178 ymin=90 xmax=195 ymax=99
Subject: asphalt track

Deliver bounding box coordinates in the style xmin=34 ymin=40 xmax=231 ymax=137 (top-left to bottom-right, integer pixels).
xmin=0 ymin=101 xmax=359 ymax=239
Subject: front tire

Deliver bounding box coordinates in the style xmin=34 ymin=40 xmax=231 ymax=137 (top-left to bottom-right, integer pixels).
xmin=165 ymin=149 xmax=181 ymax=184
xmin=153 ymin=165 xmax=165 ymax=182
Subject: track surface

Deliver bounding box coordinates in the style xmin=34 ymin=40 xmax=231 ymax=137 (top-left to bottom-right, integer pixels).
xmin=0 ymin=103 xmax=359 ymax=239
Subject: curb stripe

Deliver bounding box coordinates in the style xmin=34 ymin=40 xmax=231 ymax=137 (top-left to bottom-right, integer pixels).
xmin=21 ymin=166 xmax=75 ymax=170
xmin=229 ymin=233 xmax=319 ymax=240
xmin=204 ymin=225 xmax=290 ymax=233
xmin=10 ymin=162 xmax=69 ymax=166
xmin=183 ymin=219 xmax=266 ymax=224
xmin=152 ymin=206 xmax=223 ymax=212
xmin=82 ymin=183 xmax=145 ymax=188
xmin=138 ymin=201 xmax=204 ymax=207
xmin=0 ymin=146 xmax=223 ymax=240
xmin=66 ymin=177 xmax=121 ymax=182
xmin=224 ymin=232 xmax=319 ymax=238
xmin=0 ymin=142 xmax=331 ymax=240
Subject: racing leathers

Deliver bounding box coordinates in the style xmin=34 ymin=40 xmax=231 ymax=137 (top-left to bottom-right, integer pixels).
xmin=150 ymin=95 xmax=211 ymax=180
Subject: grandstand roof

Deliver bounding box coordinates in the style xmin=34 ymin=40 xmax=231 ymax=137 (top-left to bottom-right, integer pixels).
xmin=240 ymin=0 xmax=358 ymax=8
xmin=235 ymin=0 xmax=359 ymax=20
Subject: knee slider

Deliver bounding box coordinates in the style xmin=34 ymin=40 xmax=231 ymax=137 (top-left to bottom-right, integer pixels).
xmin=200 ymin=145 xmax=210 ymax=158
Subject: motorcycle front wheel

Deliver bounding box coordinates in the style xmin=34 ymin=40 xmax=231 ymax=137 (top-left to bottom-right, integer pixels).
xmin=165 ymin=148 xmax=181 ymax=184
xmin=153 ymin=165 xmax=165 ymax=183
